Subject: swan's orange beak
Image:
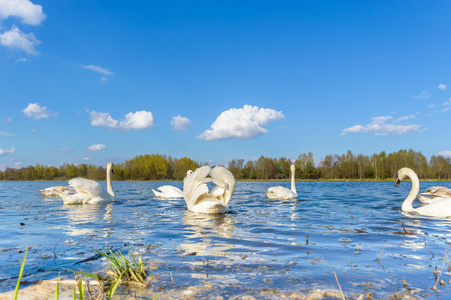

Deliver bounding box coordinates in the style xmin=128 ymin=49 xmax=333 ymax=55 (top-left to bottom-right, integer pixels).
xmin=394 ymin=177 xmax=401 ymax=187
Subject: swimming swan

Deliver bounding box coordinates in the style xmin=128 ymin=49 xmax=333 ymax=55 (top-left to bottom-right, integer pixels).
xmin=152 ymin=171 xmax=193 ymax=199
xmin=265 ymin=164 xmax=297 ymax=199
xmin=395 ymin=167 xmax=451 ymax=217
xmin=39 ymin=186 xmax=75 ymax=198
xmin=58 ymin=162 xmax=116 ymax=204
xmin=183 ymin=166 xmax=235 ymax=214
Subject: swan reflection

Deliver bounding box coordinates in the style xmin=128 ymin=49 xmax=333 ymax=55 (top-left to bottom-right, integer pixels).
xmin=179 ymin=211 xmax=236 ymax=257
xmin=60 ymin=203 xmax=113 ymax=237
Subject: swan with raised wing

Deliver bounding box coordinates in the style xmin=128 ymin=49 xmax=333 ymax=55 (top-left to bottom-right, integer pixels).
xmin=183 ymin=166 xmax=235 ymax=214
xmin=40 ymin=185 xmax=75 ymax=198
xmin=395 ymin=167 xmax=451 ymax=217
xmin=152 ymin=170 xmax=193 ymax=199
xmin=58 ymin=162 xmax=116 ymax=204
xmin=265 ymin=164 xmax=297 ymax=199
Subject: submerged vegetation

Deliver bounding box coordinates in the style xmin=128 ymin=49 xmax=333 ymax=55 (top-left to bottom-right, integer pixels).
xmin=1 ymin=149 xmax=451 ymax=181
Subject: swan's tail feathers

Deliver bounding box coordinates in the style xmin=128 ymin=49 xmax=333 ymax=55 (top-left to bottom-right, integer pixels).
xmin=183 ymin=166 xmax=211 ymax=208
xmin=417 ymin=194 xmax=435 ymax=204
xmin=210 ymin=166 xmax=235 ymax=205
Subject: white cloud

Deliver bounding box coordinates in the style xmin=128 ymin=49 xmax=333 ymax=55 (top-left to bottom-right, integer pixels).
xmin=14 ymin=161 xmax=22 ymax=168
xmin=82 ymin=157 xmax=91 ymax=161
xmin=442 ymin=99 xmax=451 ymax=112
xmin=0 ymin=147 xmax=15 ymax=156
xmin=83 ymin=65 xmax=114 ymax=76
xmin=118 ymin=111 xmax=154 ymax=130
xmin=87 ymin=144 xmax=106 ymax=152
xmin=171 ymin=115 xmax=191 ymax=130
xmin=438 ymin=84 xmax=447 ymax=91
xmin=438 ymin=151 xmax=451 ymax=157
xmin=15 ymin=57 xmax=28 ymax=63
xmin=90 ymin=111 xmax=118 ymax=128
xmin=0 ymin=0 xmax=46 ymax=25
xmin=0 ymin=131 xmax=14 ymax=136
xmin=56 ymin=147 xmax=72 ymax=152
xmin=197 ymin=105 xmax=285 ymax=141
xmin=0 ymin=26 xmax=41 ymax=55
xmin=90 ymin=110 xmax=154 ymax=130
xmin=341 ymin=116 xmax=422 ymax=136
xmin=412 ymin=90 xmax=430 ymax=100
xmin=22 ymin=103 xmax=58 ymax=119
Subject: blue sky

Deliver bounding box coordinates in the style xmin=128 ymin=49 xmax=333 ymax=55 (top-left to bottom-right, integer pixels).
xmin=1 ymin=1 xmax=451 ymax=170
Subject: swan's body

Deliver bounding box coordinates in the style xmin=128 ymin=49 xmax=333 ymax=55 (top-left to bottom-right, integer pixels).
xmin=183 ymin=166 xmax=235 ymax=214
xmin=395 ymin=167 xmax=451 ymax=218
xmin=39 ymin=186 xmax=75 ymax=198
xmin=152 ymin=185 xmax=183 ymax=199
xmin=58 ymin=162 xmax=116 ymax=204
xmin=265 ymin=164 xmax=297 ymax=199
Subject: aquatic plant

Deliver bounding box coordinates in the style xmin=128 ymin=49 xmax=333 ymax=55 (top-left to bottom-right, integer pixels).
xmin=14 ymin=247 xmax=28 ymax=300
xmin=92 ymin=247 xmax=146 ymax=283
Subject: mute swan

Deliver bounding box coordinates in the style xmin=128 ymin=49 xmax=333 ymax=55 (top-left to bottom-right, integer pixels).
xmin=152 ymin=170 xmax=193 ymax=199
xmin=58 ymin=162 xmax=116 ymax=204
xmin=265 ymin=164 xmax=297 ymax=199
xmin=183 ymin=166 xmax=235 ymax=214
xmin=39 ymin=186 xmax=75 ymax=198
xmin=395 ymin=167 xmax=451 ymax=218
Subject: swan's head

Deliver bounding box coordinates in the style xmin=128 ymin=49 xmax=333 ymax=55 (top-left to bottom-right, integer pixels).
xmin=394 ymin=167 xmax=414 ymax=187
xmin=107 ymin=162 xmax=114 ymax=174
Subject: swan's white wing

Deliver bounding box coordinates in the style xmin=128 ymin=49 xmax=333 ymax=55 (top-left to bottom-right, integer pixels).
xmin=422 ymin=186 xmax=451 ymax=199
xmin=210 ymin=166 xmax=235 ymax=205
xmin=183 ymin=166 xmax=211 ymax=209
xmin=69 ymin=177 xmax=107 ymax=198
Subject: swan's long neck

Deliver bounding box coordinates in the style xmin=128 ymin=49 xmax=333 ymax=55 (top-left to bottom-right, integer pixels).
xmin=290 ymin=165 xmax=297 ymax=195
xmin=107 ymin=165 xmax=115 ymax=198
xmin=401 ymin=169 xmax=419 ymax=212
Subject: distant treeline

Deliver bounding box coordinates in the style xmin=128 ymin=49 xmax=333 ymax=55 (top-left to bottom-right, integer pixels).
xmin=1 ymin=149 xmax=450 ymax=181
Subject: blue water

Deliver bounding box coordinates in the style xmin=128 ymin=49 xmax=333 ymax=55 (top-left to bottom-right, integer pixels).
xmin=0 ymin=180 xmax=450 ymax=298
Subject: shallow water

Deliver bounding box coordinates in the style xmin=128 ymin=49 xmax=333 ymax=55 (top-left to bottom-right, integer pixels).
xmin=1 ymin=180 xmax=451 ymax=298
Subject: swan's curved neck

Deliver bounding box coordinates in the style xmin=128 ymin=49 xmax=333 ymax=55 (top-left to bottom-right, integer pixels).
xmin=401 ymin=169 xmax=419 ymax=212
xmin=107 ymin=165 xmax=115 ymax=197
xmin=291 ymin=166 xmax=297 ymax=195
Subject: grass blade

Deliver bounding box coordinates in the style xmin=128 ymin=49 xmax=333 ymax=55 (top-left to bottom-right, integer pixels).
xmin=14 ymin=247 xmax=28 ymax=300
xmin=106 ymin=275 xmax=122 ymax=299
xmin=54 ymin=274 xmax=60 ymax=300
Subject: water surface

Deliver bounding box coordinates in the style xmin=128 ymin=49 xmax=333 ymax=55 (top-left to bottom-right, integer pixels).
xmin=0 ymin=180 xmax=450 ymax=298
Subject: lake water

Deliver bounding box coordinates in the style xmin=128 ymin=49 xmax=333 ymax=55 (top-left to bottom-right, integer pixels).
xmin=0 ymin=180 xmax=451 ymax=299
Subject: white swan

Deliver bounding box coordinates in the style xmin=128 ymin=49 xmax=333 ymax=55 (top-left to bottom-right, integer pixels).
xmin=395 ymin=167 xmax=451 ymax=218
xmin=152 ymin=170 xmax=193 ymax=199
xmin=58 ymin=162 xmax=116 ymax=204
xmin=183 ymin=166 xmax=235 ymax=214
xmin=265 ymin=164 xmax=297 ymax=199
xmin=39 ymin=186 xmax=75 ymax=198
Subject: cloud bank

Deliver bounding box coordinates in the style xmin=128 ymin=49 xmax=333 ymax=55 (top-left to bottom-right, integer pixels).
xmin=171 ymin=115 xmax=191 ymax=130
xmin=90 ymin=110 xmax=154 ymax=130
xmin=341 ymin=116 xmax=421 ymax=136
xmin=438 ymin=151 xmax=451 ymax=157
xmin=22 ymin=103 xmax=58 ymax=119
xmin=198 ymin=105 xmax=285 ymax=141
